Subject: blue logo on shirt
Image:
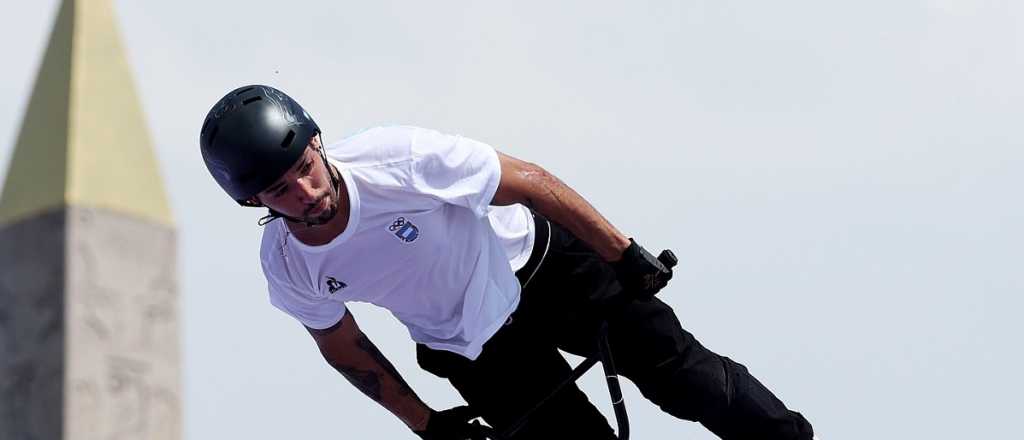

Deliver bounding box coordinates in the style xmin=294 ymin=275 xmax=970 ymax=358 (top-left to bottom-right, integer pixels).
xmin=388 ymin=216 xmax=419 ymax=243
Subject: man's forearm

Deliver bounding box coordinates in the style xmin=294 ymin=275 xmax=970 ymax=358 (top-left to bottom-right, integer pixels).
xmin=319 ymin=331 xmax=430 ymax=431
xmin=517 ymin=165 xmax=631 ymax=262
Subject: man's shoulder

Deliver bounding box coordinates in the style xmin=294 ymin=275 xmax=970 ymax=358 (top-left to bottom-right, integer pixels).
xmin=257 ymin=220 xmax=312 ymax=296
xmin=258 ymin=219 xmax=288 ymax=270
xmin=325 ymin=125 xmax=425 ymax=165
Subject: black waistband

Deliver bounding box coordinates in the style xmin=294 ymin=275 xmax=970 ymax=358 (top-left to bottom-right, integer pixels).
xmin=515 ymin=210 xmax=551 ymax=288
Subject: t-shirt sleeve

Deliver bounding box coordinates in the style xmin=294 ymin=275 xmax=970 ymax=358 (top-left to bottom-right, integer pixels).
xmin=267 ymin=282 xmax=348 ymax=330
xmin=261 ymin=245 xmax=347 ymax=330
xmin=408 ymin=127 xmax=502 ymax=218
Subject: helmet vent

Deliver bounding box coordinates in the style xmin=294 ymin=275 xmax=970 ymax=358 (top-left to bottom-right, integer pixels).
xmin=236 ymin=86 xmax=255 ymax=96
xmin=242 ymin=96 xmax=262 ymax=105
xmin=280 ymin=130 xmax=296 ymax=148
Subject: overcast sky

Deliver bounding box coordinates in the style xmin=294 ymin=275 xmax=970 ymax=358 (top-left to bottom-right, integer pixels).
xmin=2 ymin=1 xmax=1022 ymax=439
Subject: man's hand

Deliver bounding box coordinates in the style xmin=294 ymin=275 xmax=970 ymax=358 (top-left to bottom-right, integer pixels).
xmin=413 ymin=406 xmax=489 ymax=440
xmin=611 ymin=239 xmax=677 ymax=300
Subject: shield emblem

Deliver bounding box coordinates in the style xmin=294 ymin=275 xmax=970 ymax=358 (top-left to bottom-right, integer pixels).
xmin=388 ymin=217 xmax=419 ymax=243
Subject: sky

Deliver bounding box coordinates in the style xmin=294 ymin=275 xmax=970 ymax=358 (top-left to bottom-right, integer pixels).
xmin=2 ymin=1 xmax=1022 ymax=439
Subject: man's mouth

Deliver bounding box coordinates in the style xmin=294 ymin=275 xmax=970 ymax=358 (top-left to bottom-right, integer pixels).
xmin=308 ymin=197 xmax=327 ymax=216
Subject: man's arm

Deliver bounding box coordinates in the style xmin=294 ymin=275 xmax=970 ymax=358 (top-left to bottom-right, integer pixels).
xmin=306 ymin=311 xmax=431 ymax=431
xmin=491 ymin=151 xmax=632 ymax=262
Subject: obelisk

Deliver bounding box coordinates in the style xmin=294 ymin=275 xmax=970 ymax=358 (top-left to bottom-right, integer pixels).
xmin=0 ymin=0 xmax=181 ymax=439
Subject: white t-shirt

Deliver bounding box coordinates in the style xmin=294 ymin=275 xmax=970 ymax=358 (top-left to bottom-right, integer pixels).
xmin=259 ymin=126 xmax=535 ymax=360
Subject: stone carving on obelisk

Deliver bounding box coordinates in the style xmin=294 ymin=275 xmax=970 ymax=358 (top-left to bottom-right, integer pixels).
xmin=0 ymin=1 xmax=181 ymax=439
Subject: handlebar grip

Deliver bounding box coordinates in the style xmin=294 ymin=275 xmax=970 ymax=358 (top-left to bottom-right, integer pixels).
xmin=657 ymin=250 xmax=678 ymax=269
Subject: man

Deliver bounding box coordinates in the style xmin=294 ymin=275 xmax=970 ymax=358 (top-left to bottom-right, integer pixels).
xmin=199 ymin=85 xmax=815 ymax=439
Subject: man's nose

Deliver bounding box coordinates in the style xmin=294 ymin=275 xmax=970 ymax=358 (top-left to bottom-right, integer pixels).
xmin=296 ymin=177 xmax=318 ymax=203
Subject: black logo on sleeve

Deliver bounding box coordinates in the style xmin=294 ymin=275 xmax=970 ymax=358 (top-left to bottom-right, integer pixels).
xmin=325 ymin=276 xmax=348 ymax=294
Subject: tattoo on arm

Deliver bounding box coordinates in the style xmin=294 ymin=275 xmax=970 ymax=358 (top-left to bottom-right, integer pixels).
xmin=310 ymin=329 xmax=415 ymax=402
xmin=327 ymin=357 xmax=383 ymax=401
xmin=355 ymin=334 xmax=414 ymax=397
xmin=304 ymin=321 xmax=387 ymax=401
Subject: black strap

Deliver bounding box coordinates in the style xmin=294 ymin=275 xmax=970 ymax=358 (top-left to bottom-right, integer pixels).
xmin=514 ymin=210 xmax=551 ymax=288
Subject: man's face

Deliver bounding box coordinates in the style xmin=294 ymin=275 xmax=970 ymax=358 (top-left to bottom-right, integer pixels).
xmin=254 ymin=137 xmax=339 ymax=225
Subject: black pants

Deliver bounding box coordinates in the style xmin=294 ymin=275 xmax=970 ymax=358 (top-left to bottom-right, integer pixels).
xmin=417 ymin=212 xmax=814 ymax=439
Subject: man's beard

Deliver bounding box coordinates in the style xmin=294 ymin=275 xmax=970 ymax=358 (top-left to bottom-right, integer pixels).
xmin=306 ymin=199 xmax=338 ymax=225
xmin=299 ymin=193 xmax=337 ymax=225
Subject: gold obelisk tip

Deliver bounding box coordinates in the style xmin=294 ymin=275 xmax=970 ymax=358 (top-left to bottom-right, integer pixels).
xmin=0 ymin=0 xmax=173 ymax=227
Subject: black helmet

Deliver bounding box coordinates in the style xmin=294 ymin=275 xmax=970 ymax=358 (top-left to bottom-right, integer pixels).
xmin=199 ymin=85 xmax=321 ymax=205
